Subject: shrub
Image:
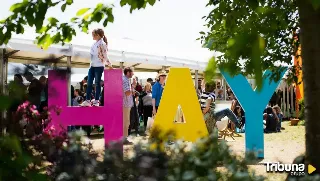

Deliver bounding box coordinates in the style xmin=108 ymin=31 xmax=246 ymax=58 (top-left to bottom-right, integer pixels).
xmin=6 ymin=101 xmax=68 ymax=162
xmin=50 ymin=128 xmax=265 ymax=181
xmin=0 ymin=135 xmax=47 ymax=181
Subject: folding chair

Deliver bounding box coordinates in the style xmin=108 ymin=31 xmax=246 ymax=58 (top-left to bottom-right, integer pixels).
xmin=216 ymin=117 xmax=235 ymax=140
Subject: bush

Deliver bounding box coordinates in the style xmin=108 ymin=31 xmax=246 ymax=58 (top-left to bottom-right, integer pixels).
xmin=0 ymin=135 xmax=47 ymax=181
xmin=50 ymin=128 xmax=265 ymax=181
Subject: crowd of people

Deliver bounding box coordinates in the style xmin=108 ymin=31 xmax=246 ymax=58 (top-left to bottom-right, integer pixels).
xmin=6 ymin=28 xmax=285 ymax=143
xmin=6 ymin=72 xmax=49 ymax=131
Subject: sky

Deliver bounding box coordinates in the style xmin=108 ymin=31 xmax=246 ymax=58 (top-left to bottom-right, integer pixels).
xmin=1 ymin=0 xmax=213 ymax=61
xmin=2 ymin=0 xmax=214 ymax=82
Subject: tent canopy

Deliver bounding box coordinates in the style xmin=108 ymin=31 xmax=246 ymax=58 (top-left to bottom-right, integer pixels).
xmin=3 ymin=38 xmax=210 ymax=74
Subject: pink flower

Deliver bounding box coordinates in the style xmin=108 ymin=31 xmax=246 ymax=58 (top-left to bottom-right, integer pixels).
xmin=43 ymin=121 xmax=66 ymax=138
xmin=32 ymin=110 xmax=40 ymax=116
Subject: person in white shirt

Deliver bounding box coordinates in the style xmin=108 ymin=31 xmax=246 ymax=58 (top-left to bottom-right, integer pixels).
xmin=81 ymin=28 xmax=112 ymax=107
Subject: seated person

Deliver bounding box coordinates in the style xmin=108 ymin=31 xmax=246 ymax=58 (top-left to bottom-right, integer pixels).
xmin=263 ymin=107 xmax=278 ymax=133
xmin=199 ymin=81 xmax=240 ymax=134
xmin=232 ymin=106 xmax=245 ymax=131
xmin=273 ymin=105 xmax=283 ymax=132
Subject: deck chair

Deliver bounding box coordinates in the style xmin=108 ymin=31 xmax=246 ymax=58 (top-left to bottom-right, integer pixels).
xmin=216 ymin=117 xmax=235 ymax=140
xmin=228 ymin=120 xmax=242 ymax=137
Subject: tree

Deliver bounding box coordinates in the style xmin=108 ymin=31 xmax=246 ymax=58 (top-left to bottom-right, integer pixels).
xmin=1 ymin=0 xmax=320 ymax=173
xmin=201 ymin=0 xmax=320 ymax=172
xmin=0 ymin=0 xmax=157 ymax=48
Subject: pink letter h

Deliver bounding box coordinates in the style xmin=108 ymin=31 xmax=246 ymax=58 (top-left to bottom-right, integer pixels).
xmin=48 ymin=69 xmax=123 ymax=146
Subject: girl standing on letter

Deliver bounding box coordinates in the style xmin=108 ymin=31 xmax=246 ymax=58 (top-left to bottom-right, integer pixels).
xmin=81 ymin=28 xmax=112 ymax=107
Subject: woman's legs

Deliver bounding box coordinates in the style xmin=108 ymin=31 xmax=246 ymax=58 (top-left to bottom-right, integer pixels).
xmin=94 ymin=67 xmax=104 ymax=101
xmin=86 ymin=67 xmax=95 ymax=101
xmin=214 ymin=108 xmax=240 ymax=128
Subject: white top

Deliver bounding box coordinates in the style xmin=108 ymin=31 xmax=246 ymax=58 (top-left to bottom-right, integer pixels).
xmin=90 ymin=39 xmax=111 ymax=67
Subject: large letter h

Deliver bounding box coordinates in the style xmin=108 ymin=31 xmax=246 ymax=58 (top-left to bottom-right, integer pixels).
xmin=48 ymin=69 xmax=123 ymax=146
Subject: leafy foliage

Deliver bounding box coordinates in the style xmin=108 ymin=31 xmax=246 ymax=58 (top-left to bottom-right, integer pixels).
xmin=49 ymin=127 xmax=265 ymax=181
xmin=0 ymin=135 xmax=47 ymax=180
xmin=0 ymin=0 xmax=160 ymax=49
xmin=200 ymin=0 xmax=299 ymax=90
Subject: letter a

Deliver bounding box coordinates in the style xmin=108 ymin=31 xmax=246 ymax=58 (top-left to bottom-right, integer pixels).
xmin=221 ymin=68 xmax=287 ymax=158
xmin=48 ymin=69 xmax=123 ymax=146
xmin=153 ymin=68 xmax=208 ymax=142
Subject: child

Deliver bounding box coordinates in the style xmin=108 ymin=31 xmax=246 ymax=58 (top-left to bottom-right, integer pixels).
xmin=72 ymin=89 xmax=82 ymax=106
xmin=273 ymin=105 xmax=283 ymax=132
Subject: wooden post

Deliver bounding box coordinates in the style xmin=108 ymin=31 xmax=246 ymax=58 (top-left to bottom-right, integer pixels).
xmin=0 ymin=49 xmax=7 ymax=134
xmin=67 ymin=56 xmax=72 ymax=106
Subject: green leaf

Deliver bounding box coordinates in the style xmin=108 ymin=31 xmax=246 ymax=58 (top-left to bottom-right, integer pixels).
xmin=82 ymin=25 xmax=89 ymax=32
xmin=95 ymin=3 xmax=104 ymax=11
xmin=1 ymin=136 xmax=22 ymax=154
xmin=61 ymin=4 xmax=67 ymax=12
xmin=43 ymin=35 xmax=53 ymax=49
xmin=38 ymin=26 xmax=48 ymax=33
xmin=76 ymin=8 xmax=90 ymax=16
xmin=108 ymin=14 xmax=114 ymax=23
xmin=25 ymin=7 xmax=35 ymax=26
xmin=227 ymin=38 xmax=236 ymax=47
xmin=0 ymin=95 xmax=12 ymax=110
xmin=204 ymin=56 xmax=216 ymax=82
xmin=148 ymin=0 xmax=156 ymax=6
xmin=71 ymin=17 xmax=78 ymax=22
xmin=52 ymin=32 xmax=61 ymax=43
xmin=83 ymin=13 xmax=92 ymax=21
xmin=103 ymin=19 xmax=109 ymax=27
xmin=37 ymin=34 xmax=50 ymax=47
xmin=120 ymin=0 xmax=127 ymax=7
xmin=48 ymin=17 xmax=59 ymax=25
xmin=16 ymin=24 xmax=24 ymax=34
xmin=66 ymin=0 xmax=73 ymax=5
xmin=35 ymin=2 xmax=48 ymax=31
xmin=251 ymin=35 xmax=264 ymax=91
xmin=92 ymin=12 xmax=104 ymax=22
xmin=311 ymin=0 xmax=320 ymax=10
xmin=9 ymin=3 xmax=26 ymax=13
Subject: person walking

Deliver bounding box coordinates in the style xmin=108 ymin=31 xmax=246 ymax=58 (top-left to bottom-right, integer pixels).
xmin=80 ymin=28 xmax=112 ymax=107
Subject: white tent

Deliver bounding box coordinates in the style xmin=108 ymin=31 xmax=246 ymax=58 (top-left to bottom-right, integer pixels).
xmin=1 ymin=38 xmax=208 ymax=73
xmin=0 ymin=38 xmax=211 ymax=104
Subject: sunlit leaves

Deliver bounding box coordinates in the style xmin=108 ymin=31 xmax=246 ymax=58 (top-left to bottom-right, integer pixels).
xmin=76 ymin=8 xmax=90 ymax=16
xmin=120 ymin=0 xmax=160 ymax=13
xmin=201 ymin=0 xmax=299 ymax=89
xmin=9 ymin=1 xmax=28 ymax=13
xmin=251 ymin=35 xmax=265 ymax=91
xmin=1 ymin=0 xmax=160 ymax=48
xmin=203 ymin=56 xmax=216 ymax=83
